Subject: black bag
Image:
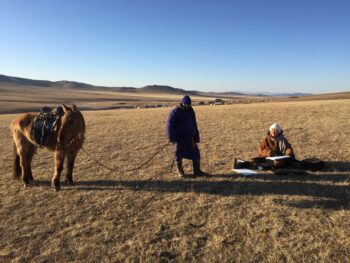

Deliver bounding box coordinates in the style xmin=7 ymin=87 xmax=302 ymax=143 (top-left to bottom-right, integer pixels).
xmin=233 ymin=157 xmax=274 ymax=170
xmin=233 ymin=158 xmax=253 ymax=169
xmin=301 ymin=157 xmax=324 ymax=171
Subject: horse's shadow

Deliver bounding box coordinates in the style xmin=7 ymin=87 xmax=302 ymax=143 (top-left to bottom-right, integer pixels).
xmin=33 ymin=161 xmax=350 ymax=210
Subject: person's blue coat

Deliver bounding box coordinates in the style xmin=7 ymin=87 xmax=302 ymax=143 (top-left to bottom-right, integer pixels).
xmin=166 ymin=105 xmax=200 ymax=161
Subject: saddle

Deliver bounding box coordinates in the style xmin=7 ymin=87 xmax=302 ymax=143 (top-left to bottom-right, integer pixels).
xmin=32 ymin=106 xmax=64 ymax=146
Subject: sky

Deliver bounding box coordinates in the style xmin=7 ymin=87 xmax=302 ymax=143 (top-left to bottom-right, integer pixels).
xmin=1 ymin=0 xmax=349 ymax=93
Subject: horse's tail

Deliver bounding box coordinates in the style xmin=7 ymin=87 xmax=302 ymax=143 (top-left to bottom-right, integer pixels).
xmin=13 ymin=144 xmax=21 ymax=179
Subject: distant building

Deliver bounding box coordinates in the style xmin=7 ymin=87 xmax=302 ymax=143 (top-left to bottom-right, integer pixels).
xmin=214 ymin=98 xmax=225 ymax=105
xmin=208 ymin=98 xmax=225 ymax=105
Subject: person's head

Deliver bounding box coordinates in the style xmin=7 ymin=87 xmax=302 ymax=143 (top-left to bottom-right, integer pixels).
xmin=181 ymin=95 xmax=192 ymax=110
xmin=269 ymin=123 xmax=282 ymax=137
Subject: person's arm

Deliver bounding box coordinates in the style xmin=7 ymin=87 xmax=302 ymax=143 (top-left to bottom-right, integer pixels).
xmin=192 ymin=109 xmax=200 ymax=143
xmin=284 ymin=138 xmax=294 ymax=156
xmin=258 ymin=138 xmax=273 ymax=157
xmin=166 ymin=109 xmax=177 ymax=143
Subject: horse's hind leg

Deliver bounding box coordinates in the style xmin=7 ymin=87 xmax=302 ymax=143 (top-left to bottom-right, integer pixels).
xmin=52 ymin=150 xmax=65 ymax=191
xmin=65 ymin=151 xmax=78 ymax=185
xmin=13 ymin=135 xmax=31 ymax=186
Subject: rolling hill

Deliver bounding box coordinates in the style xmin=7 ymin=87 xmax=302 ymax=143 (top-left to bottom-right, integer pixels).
xmin=0 ymin=74 xmax=193 ymax=95
xmin=0 ymin=74 xmax=349 ymax=114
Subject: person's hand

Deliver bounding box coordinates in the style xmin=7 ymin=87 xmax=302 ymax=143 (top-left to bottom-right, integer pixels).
xmin=285 ymin=149 xmax=292 ymax=156
xmin=192 ymin=140 xmax=198 ymax=149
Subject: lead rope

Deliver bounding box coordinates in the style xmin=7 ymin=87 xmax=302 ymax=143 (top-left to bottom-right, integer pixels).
xmin=81 ymin=142 xmax=170 ymax=173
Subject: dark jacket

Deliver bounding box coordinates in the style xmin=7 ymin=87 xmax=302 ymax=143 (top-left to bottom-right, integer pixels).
xmin=166 ymin=105 xmax=200 ymax=160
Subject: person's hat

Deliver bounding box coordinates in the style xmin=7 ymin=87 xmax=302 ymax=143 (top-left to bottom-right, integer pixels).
xmin=181 ymin=95 xmax=191 ymax=104
xmin=269 ymin=123 xmax=282 ymax=133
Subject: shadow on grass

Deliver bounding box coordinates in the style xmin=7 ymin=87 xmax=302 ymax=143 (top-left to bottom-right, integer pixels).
xmin=222 ymin=172 xmax=350 ymax=183
xmin=218 ymin=161 xmax=350 ymax=183
xmin=71 ymin=177 xmax=350 ymax=210
xmin=323 ymin=161 xmax=350 ymax=172
xmin=273 ymin=198 xmax=349 ymax=210
xmin=31 ymin=161 xmax=350 ymax=210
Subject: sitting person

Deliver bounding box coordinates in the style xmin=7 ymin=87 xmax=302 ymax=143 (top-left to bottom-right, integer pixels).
xmin=258 ymin=123 xmax=294 ymax=167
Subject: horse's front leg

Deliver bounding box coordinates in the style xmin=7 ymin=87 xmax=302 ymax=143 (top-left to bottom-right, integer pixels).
xmin=18 ymin=147 xmax=30 ymax=187
xmin=26 ymin=144 xmax=36 ymax=182
xmin=52 ymin=150 xmax=65 ymax=191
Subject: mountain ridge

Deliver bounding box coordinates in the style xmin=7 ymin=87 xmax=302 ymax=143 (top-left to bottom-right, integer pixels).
xmin=0 ymin=74 xmax=197 ymax=95
xmin=0 ymin=74 xmax=327 ymax=97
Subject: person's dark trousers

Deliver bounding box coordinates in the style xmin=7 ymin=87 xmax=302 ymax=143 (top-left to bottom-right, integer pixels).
xmin=193 ymin=159 xmax=205 ymax=177
xmin=175 ymin=158 xmax=185 ymax=177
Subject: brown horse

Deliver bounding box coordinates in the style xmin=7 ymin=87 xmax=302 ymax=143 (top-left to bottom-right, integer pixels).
xmin=11 ymin=104 xmax=85 ymax=191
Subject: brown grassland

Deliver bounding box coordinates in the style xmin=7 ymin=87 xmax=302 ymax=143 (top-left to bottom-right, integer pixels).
xmin=0 ymin=83 xmax=267 ymax=114
xmin=1 ymin=99 xmax=350 ymax=262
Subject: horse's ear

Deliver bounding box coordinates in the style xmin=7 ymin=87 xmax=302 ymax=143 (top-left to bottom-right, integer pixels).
xmin=72 ymin=104 xmax=78 ymax=112
xmin=62 ymin=104 xmax=69 ymax=113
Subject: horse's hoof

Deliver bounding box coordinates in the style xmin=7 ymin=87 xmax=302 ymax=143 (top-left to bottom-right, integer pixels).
xmin=65 ymin=179 xmax=73 ymax=185
xmin=52 ymin=182 xmax=61 ymax=192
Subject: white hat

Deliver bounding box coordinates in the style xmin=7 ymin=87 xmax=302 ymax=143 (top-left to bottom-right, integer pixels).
xmin=269 ymin=123 xmax=282 ymax=133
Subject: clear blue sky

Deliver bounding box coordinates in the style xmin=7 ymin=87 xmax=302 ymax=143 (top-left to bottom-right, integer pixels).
xmin=1 ymin=0 xmax=349 ymax=93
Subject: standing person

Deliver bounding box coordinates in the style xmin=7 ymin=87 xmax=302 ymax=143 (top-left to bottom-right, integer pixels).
xmin=167 ymin=95 xmax=205 ymax=177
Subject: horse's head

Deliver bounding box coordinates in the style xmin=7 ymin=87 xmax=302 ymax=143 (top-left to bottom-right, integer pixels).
xmin=57 ymin=104 xmax=85 ymax=149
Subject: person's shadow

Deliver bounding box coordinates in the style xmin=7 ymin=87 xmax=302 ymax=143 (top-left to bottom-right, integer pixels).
xmin=33 ymin=161 xmax=350 ymax=210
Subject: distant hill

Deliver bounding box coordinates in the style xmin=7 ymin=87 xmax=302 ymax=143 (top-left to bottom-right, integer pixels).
xmin=138 ymin=85 xmax=197 ymax=95
xmin=0 ymin=74 xmax=52 ymax=87
xmin=0 ymin=74 xmax=194 ymax=95
xmin=1 ymin=73 xmax=349 ymax=115
xmin=279 ymin=91 xmax=350 ymax=101
xmin=0 ymin=74 xmax=97 ymax=90
xmin=54 ymin=80 xmax=96 ymax=90
xmin=3 ymin=74 xmax=348 ymax=100
xmin=197 ymin=91 xmax=245 ymax=97
xmin=242 ymin=91 xmax=311 ymax=97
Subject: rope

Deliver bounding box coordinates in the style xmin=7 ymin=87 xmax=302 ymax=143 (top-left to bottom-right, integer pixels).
xmin=81 ymin=146 xmax=120 ymax=172
xmin=127 ymin=143 xmax=170 ymax=172
xmin=81 ymin=142 xmax=170 ymax=173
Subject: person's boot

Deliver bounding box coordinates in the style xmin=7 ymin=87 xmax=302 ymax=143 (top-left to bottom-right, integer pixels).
xmin=175 ymin=160 xmax=185 ymax=178
xmin=193 ymin=160 xmax=205 ymax=177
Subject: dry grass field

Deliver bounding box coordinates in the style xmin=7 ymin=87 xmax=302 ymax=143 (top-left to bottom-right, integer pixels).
xmin=1 ymin=99 xmax=350 ymax=262
xmin=0 ymin=84 xmax=182 ymax=114
xmin=0 ymin=82 xmax=267 ymax=114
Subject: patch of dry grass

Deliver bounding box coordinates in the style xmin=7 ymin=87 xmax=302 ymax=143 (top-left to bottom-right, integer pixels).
xmin=1 ymin=99 xmax=350 ymax=262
